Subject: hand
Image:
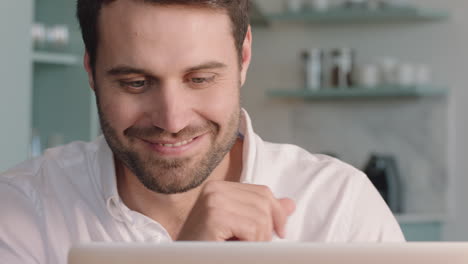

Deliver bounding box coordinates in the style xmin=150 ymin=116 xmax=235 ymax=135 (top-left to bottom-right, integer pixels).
xmin=177 ymin=181 xmax=296 ymax=242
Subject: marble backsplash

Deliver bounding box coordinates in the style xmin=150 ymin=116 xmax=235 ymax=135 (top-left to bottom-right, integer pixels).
xmin=290 ymin=98 xmax=448 ymax=214
xmin=244 ymin=97 xmax=448 ymax=215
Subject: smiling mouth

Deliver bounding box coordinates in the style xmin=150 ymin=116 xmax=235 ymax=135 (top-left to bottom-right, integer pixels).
xmin=155 ymin=138 xmax=195 ymax=148
xmin=142 ymin=134 xmax=205 ymax=148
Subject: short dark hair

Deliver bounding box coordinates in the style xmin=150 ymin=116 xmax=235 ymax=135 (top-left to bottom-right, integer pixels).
xmin=76 ymin=0 xmax=250 ymax=71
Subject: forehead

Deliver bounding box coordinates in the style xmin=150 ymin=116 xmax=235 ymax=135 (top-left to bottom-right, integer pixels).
xmin=99 ymin=0 xmax=231 ymax=32
xmin=96 ymin=0 xmax=236 ymax=71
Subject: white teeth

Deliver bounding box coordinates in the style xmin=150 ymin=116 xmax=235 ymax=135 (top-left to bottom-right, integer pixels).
xmin=158 ymin=138 xmax=194 ymax=148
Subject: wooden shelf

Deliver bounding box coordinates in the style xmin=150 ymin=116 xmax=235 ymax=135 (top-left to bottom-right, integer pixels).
xmin=396 ymin=214 xmax=445 ymax=224
xmin=267 ymin=6 xmax=449 ymax=24
xmin=397 ymin=214 xmax=444 ymax=241
xmin=32 ymin=51 xmax=80 ymax=66
xmin=267 ymin=86 xmax=448 ymax=100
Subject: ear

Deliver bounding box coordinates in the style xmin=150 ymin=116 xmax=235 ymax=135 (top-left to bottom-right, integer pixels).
xmin=240 ymin=26 xmax=252 ymax=87
xmin=84 ymin=52 xmax=96 ymax=91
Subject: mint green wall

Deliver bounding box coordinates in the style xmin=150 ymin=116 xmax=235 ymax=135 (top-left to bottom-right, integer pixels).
xmin=400 ymin=222 xmax=442 ymax=241
xmin=33 ymin=0 xmax=93 ymax=147
xmin=32 ymin=65 xmax=91 ymax=145
xmin=0 ymin=0 xmax=95 ymax=172
xmin=0 ymin=0 xmax=33 ymax=172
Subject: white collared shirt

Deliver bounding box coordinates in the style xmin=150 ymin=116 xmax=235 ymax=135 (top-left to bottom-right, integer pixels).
xmin=0 ymin=110 xmax=404 ymax=264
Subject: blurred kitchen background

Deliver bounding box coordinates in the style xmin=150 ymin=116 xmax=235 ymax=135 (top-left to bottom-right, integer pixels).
xmin=1 ymin=0 xmax=468 ymax=241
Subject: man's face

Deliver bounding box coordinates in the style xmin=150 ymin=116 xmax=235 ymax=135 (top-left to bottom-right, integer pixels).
xmin=88 ymin=0 xmax=251 ymax=194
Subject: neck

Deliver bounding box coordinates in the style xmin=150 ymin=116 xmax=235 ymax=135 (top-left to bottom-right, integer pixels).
xmin=115 ymin=138 xmax=243 ymax=239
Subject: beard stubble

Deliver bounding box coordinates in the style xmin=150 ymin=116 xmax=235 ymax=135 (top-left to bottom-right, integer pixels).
xmin=96 ymin=95 xmax=241 ymax=195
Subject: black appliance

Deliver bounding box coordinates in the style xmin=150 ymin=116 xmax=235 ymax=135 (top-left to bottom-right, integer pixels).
xmin=363 ymin=153 xmax=402 ymax=213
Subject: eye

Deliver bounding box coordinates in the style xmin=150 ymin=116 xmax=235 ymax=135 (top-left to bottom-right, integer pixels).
xmin=118 ymin=79 xmax=151 ymax=93
xmin=186 ymin=73 xmax=216 ymax=87
xmin=126 ymin=80 xmax=146 ymax=88
xmin=191 ymin=77 xmax=209 ymax=84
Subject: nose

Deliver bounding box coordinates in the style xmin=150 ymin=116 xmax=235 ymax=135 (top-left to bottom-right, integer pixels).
xmin=148 ymin=81 xmax=192 ymax=134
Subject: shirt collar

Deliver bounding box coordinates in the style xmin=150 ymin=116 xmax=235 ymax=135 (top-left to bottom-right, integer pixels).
xmin=238 ymin=108 xmax=257 ymax=184
xmin=89 ymin=135 xmax=128 ymax=223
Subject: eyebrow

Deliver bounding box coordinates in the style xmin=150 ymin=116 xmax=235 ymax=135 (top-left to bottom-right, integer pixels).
xmin=107 ymin=66 xmax=150 ymax=76
xmin=185 ymin=61 xmax=227 ymax=72
xmin=106 ymin=61 xmax=228 ymax=77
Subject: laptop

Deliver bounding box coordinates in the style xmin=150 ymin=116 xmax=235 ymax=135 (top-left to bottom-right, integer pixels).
xmin=68 ymin=242 xmax=468 ymax=264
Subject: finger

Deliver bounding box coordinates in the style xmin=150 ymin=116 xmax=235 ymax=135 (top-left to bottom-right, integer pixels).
xmin=210 ymin=191 xmax=274 ymax=241
xmin=279 ymin=198 xmax=296 ymax=216
xmin=274 ymin=198 xmax=296 ymax=238
xmin=228 ymin=184 xmax=290 ymax=239
xmin=223 ymin=213 xmax=259 ymax=242
xmin=206 ymin=183 xmax=276 ymax=220
xmin=225 ymin=183 xmax=292 ymax=238
xmin=232 ymin=207 xmax=273 ymax=241
xmin=202 ymin=182 xmax=289 ymax=239
xmin=216 ymin=203 xmax=273 ymax=242
xmin=201 ymin=189 xmax=273 ymax=241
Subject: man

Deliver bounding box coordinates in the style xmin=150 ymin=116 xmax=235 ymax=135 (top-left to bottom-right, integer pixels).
xmin=0 ymin=0 xmax=404 ymax=263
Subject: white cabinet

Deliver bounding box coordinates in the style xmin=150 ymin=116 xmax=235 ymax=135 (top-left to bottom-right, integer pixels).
xmin=0 ymin=0 xmax=34 ymax=172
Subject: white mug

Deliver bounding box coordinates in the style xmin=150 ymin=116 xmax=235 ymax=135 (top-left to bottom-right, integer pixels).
xmin=309 ymin=0 xmax=329 ymax=11
xmin=285 ymin=0 xmax=304 ymax=13
xmin=31 ymin=23 xmax=46 ymax=48
xmin=388 ymin=0 xmax=410 ymax=7
xmin=47 ymin=25 xmax=70 ymax=47
xmin=378 ymin=57 xmax=398 ymax=85
xmin=396 ymin=63 xmax=415 ymax=87
xmin=357 ymin=64 xmax=380 ymax=88
xmin=414 ymin=64 xmax=431 ymax=86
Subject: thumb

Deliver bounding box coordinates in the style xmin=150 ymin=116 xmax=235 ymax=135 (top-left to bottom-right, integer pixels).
xmin=279 ymin=198 xmax=296 ymax=216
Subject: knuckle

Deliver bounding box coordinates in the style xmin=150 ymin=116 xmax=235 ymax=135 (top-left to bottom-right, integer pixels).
xmin=257 ymin=185 xmax=273 ymax=197
xmin=258 ymin=205 xmax=271 ymax=219
xmin=254 ymin=196 xmax=272 ymax=216
xmin=260 ymin=197 xmax=272 ymax=210
xmin=204 ymin=192 xmax=223 ymax=209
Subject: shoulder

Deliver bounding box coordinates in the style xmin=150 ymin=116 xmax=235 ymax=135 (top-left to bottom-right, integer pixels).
xmin=0 ymin=140 xmax=100 ymax=205
xmin=254 ymin=138 xmax=367 ymax=193
xmin=253 ymin=139 xmax=403 ymax=242
xmin=0 ymin=139 xmax=106 ymax=263
xmin=0 ymin=181 xmax=49 ymax=264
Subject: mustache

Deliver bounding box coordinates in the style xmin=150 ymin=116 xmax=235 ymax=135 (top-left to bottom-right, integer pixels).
xmin=124 ymin=122 xmax=218 ymax=139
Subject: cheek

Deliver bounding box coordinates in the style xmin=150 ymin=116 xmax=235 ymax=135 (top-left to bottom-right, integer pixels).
xmin=99 ymin=93 xmax=144 ymax=133
xmin=195 ymin=81 xmax=240 ymax=127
